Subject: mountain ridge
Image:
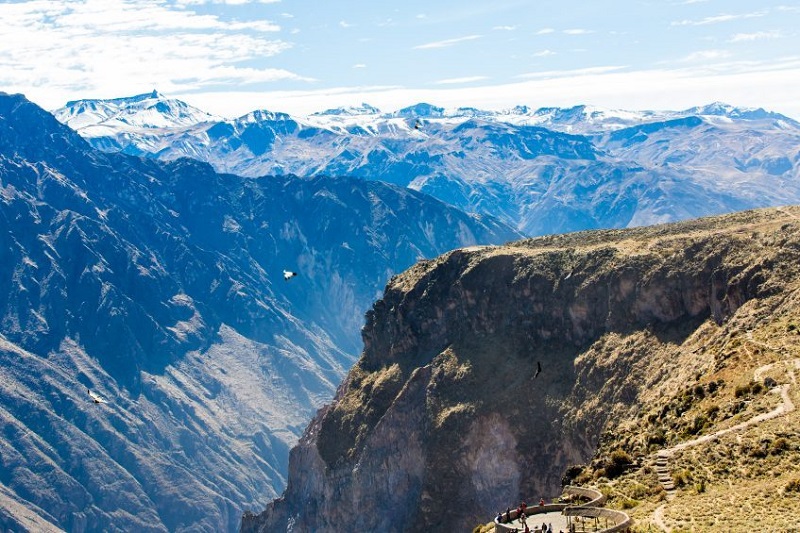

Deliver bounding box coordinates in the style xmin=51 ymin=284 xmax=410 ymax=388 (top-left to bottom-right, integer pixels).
xmin=52 ymin=92 xmax=800 ymax=237
xmin=0 ymin=92 xmax=520 ymax=532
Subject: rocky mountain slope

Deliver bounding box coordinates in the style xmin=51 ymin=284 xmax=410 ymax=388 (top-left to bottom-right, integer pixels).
xmin=55 ymin=94 xmax=800 ymax=236
xmin=243 ymin=205 xmax=800 ymax=532
xmin=0 ymin=92 xmax=519 ymax=532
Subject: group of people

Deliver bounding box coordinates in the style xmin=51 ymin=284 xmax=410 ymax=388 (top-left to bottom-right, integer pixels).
xmin=494 ymin=500 xmax=559 ymax=533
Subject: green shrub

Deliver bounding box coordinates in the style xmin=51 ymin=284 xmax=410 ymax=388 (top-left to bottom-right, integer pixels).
xmin=784 ymin=478 xmax=800 ymax=493
xmin=689 ymin=415 xmax=709 ymax=435
xmin=771 ymin=437 xmax=789 ymax=454
xmin=605 ymin=449 xmax=634 ymax=479
xmin=647 ymin=429 xmax=666 ymax=447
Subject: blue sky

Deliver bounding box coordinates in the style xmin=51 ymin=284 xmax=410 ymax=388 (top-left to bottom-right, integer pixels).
xmin=2 ymin=0 xmax=800 ymax=118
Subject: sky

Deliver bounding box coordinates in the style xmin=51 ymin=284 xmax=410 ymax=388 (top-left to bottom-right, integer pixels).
xmin=2 ymin=0 xmax=800 ymax=119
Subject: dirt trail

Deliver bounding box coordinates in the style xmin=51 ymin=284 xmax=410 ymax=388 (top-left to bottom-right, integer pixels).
xmin=650 ymin=339 xmax=798 ymax=532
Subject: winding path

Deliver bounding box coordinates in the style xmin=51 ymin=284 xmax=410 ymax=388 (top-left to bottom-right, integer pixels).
xmin=650 ymin=333 xmax=798 ymax=532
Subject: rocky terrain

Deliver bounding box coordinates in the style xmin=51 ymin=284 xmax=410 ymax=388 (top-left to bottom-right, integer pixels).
xmin=243 ymin=205 xmax=800 ymax=532
xmin=0 ymin=92 xmax=518 ymax=532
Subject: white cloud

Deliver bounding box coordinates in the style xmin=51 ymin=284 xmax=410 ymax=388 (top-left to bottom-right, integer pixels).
xmin=339 ymin=20 xmax=353 ymax=28
xmin=563 ymin=29 xmax=593 ymax=35
xmin=678 ymin=49 xmax=732 ymax=62
xmin=173 ymin=60 xmax=800 ymax=121
xmin=0 ymin=0 xmax=299 ymax=101
xmin=493 ymin=25 xmax=517 ymax=31
xmin=517 ymin=65 xmax=627 ymax=79
xmin=536 ymin=28 xmax=556 ymax=35
xmin=414 ymin=35 xmax=482 ymax=49
xmin=729 ymin=30 xmax=783 ymax=42
xmin=672 ymin=11 xmax=767 ymax=26
xmin=176 ymin=0 xmax=281 ymax=4
xmin=434 ymin=76 xmax=489 ymax=85
xmin=533 ymin=50 xmax=556 ymax=57
xmin=352 ymin=64 xmax=367 ymax=69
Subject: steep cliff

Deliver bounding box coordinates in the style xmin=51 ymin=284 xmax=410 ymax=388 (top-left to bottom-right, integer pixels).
xmin=243 ymin=205 xmax=800 ymax=532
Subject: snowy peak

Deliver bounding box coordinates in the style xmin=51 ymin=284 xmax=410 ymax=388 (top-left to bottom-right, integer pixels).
xmin=313 ymin=103 xmax=382 ymax=116
xmin=54 ymin=90 xmax=220 ymax=135
xmin=680 ymin=101 xmax=794 ymax=123
xmin=236 ymin=109 xmax=295 ymax=124
xmin=391 ymin=102 xmax=446 ymax=118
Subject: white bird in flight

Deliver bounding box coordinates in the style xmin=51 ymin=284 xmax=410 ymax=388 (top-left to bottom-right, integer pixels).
xmin=283 ymin=270 xmax=298 ymax=281
xmin=88 ymin=389 xmax=108 ymax=404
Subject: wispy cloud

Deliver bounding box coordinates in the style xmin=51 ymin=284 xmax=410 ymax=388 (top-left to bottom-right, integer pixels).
xmin=672 ymin=11 xmax=767 ymax=26
xmin=729 ymin=30 xmax=783 ymax=42
xmin=352 ymin=64 xmax=367 ymax=69
xmin=533 ymin=50 xmax=556 ymax=57
xmin=517 ymin=65 xmax=627 ymax=79
xmin=563 ymin=29 xmax=593 ymax=35
xmin=177 ymin=0 xmax=280 ymax=4
xmin=536 ymin=28 xmax=556 ymax=35
xmin=414 ymin=35 xmax=483 ymax=49
xmin=678 ymin=49 xmax=732 ymax=62
xmin=434 ymin=76 xmax=489 ymax=85
xmin=493 ymin=25 xmax=517 ymax=31
xmin=0 ymin=0 xmax=302 ymax=101
xmin=339 ymin=20 xmax=353 ymax=28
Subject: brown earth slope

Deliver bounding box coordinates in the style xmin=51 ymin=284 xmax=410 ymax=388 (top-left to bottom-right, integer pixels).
xmin=242 ymin=205 xmax=800 ymax=533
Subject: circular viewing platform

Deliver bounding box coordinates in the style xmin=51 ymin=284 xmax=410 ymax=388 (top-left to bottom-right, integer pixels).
xmin=494 ymin=486 xmax=632 ymax=533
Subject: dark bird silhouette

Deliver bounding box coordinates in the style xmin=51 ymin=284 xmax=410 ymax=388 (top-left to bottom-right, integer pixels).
xmin=534 ymin=361 xmax=542 ymax=379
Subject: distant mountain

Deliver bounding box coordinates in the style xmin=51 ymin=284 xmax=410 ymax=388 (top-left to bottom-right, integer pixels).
xmin=54 ymin=94 xmax=800 ymax=236
xmin=53 ymin=90 xmax=221 ymax=155
xmin=0 ymin=92 xmax=519 ymax=532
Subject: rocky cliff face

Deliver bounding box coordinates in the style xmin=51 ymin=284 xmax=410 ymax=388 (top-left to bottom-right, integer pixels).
xmin=243 ymin=205 xmax=800 ymax=532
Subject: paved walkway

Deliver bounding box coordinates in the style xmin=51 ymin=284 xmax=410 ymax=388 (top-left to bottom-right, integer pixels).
xmin=501 ymin=510 xmax=570 ymax=532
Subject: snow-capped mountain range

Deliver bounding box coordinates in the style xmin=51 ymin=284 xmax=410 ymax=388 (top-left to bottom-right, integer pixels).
xmin=54 ymin=92 xmax=800 ymax=236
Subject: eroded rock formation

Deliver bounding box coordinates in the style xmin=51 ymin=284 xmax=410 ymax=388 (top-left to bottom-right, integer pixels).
xmin=243 ymin=206 xmax=800 ymax=532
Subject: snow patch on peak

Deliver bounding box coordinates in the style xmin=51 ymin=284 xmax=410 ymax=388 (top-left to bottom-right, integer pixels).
xmin=237 ymin=109 xmax=294 ymax=124
xmin=54 ymin=90 xmax=220 ymax=135
xmin=313 ymin=103 xmax=382 ymax=116
xmin=391 ymin=102 xmax=446 ymax=118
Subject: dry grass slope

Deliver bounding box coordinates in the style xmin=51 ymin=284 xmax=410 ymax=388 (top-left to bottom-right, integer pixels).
xmin=559 ymin=207 xmax=800 ymax=532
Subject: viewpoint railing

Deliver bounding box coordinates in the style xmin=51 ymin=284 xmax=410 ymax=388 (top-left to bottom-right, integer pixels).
xmin=493 ymin=486 xmax=630 ymax=533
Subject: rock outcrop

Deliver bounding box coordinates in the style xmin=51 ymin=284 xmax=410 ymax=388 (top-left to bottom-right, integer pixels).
xmin=243 ymin=205 xmax=800 ymax=532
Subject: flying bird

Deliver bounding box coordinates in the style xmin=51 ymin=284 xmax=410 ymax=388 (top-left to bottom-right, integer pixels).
xmin=534 ymin=361 xmax=542 ymax=379
xmin=88 ymin=389 xmax=107 ymax=404
xmin=283 ymin=270 xmax=298 ymax=281
xmin=414 ymin=119 xmax=422 ymax=130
